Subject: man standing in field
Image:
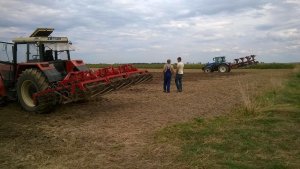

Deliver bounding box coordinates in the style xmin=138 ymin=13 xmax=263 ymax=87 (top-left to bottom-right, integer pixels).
xmin=163 ymin=59 xmax=175 ymax=93
xmin=175 ymin=57 xmax=184 ymax=92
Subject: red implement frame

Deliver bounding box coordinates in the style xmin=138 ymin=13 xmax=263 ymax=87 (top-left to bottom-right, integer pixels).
xmin=33 ymin=64 xmax=152 ymax=104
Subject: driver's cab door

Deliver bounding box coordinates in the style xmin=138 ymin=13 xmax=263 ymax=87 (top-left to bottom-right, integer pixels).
xmin=0 ymin=42 xmax=14 ymax=86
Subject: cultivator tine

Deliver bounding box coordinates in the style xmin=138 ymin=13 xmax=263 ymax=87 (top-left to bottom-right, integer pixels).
xmin=143 ymin=74 xmax=153 ymax=82
xmin=130 ymin=73 xmax=152 ymax=85
xmin=110 ymin=77 xmax=127 ymax=89
xmin=139 ymin=74 xmax=151 ymax=84
xmin=117 ymin=78 xmax=133 ymax=89
xmin=85 ymin=82 xmax=110 ymax=98
xmin=98 ymin=85 xmax=114 ymax=96
xmin=130 ymin=74 xmax=145 ymax=85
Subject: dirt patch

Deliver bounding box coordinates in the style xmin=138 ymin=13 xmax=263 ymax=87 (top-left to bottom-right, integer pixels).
xmin=0 ymin=69 xmax=292 ymax=169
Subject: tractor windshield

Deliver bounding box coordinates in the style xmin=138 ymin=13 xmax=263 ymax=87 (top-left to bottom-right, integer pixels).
xmin=44 ymin=43 xmax=75 ymax=52
xmin=44 ymin=43 xmax=75 ymax=61
xmin=214 ymin=57 xmax=226 ymax=63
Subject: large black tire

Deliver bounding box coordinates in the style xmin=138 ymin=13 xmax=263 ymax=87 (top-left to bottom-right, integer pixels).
xmin=203 ymin=67 xmax=212 ymax=73
xmin=218 ymin=64 xmax=229 ymax=73
xmin=17 ymin=69 xmax=54 ymax=113
xmin=0 ymin=96 xmax=6 ymax=106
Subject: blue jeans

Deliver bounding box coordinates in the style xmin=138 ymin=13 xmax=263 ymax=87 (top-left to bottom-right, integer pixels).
xmin=163 ymin=73 xmax=172 ymax=92
xmin=175 ymin=74 xmax=183 ymax=92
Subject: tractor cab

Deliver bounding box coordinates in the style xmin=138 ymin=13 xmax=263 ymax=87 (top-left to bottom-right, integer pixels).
xmin=213 ymin=56 xmax=226 ymax=63
xmin=11 ymin=28 xmax=88 ymax=81
xmin=12 ymin=28 xmax=73 ymax=63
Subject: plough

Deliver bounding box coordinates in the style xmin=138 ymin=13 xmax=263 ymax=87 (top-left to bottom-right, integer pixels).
xmin=202 ymin=55 xmax=259 ymax=73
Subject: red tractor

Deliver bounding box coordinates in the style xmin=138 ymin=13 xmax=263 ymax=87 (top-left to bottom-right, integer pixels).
xmin=0 ymin=28 xmax=152 ymax=113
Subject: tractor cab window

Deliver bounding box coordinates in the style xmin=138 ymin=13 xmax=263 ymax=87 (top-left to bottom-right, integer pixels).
xmin=15 ymin=43 xmax=38 ymax=63
xmin=0 ymin=42 xmax=13 ymax=63
xmin=44 ymin=43 xmax=74 ymax=61
xmin=16 ymin=42 xmax=74 ymax=62
xmin=214 ymin=57 xmax=226 ymax=63
xmin=28 ymin=43 xmax=40 ymax=62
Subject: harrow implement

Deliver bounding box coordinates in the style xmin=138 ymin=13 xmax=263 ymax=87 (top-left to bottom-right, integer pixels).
xmin=33 ymin=64 xmax=152 ymax=105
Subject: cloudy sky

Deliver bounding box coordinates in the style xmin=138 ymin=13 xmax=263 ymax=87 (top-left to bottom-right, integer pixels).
xmin=0 ymin=0 xmax=299 ymax=63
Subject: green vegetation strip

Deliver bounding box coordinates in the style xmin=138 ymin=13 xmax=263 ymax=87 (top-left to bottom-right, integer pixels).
xmin=156 ymin=71 xmax=300 ymax=168
xmin=88 ymin=63 xmax=297 ymax=69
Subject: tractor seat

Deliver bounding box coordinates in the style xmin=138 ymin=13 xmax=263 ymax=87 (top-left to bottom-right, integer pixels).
xmin=44 ymin=50 xmax=54 ymax=61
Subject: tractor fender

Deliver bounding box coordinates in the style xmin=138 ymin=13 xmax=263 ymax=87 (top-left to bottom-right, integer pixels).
xmin=17 ymin=63 xmax=63 ymax=83
xmin=42 ymin=68 xmax=64 ymax=82
xmin=65 ymin=60 xmax=89 ymax=73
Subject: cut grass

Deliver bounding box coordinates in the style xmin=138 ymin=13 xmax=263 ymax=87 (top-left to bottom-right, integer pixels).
xmin=156 ymin=69 xmax=300 ymax=168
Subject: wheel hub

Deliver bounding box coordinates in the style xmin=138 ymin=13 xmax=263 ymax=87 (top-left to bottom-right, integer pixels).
xmin=21 ymin=80 xmax=37 ymax=107
xmin=219 ymin=66 xmax=227 ymax=72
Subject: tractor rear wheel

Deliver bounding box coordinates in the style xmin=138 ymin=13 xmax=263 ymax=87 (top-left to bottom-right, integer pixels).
xmin=17 ymin=69 xmax=54 ymax=113
xmin=218 ymin=64 xmax=229 ymax=73
xmin=0 ymin=96 xmax=6 ymax=106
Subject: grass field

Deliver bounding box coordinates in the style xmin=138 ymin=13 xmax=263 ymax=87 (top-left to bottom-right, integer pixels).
xmin=155 ymin=67 xmax=300 ymax=168
xmin=1 ymin=67 xmax=299 ymax=168
xmin=247 ymin=63 xmax=297 ymax=69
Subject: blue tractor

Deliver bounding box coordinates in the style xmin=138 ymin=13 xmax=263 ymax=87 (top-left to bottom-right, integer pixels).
xmin=202 ymin=56 xmax=231 ymax=73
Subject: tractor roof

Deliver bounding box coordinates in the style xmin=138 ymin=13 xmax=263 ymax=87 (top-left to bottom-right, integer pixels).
xmin=30 ymin=28 xmax=54 ymax=37
xmin=12 ymin=28 xmax=68 ymax=44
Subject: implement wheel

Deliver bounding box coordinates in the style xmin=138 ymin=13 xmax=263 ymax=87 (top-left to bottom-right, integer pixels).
xmin=218 ymin=64 xmax=229 ymax=73
xmin=17 ymin=69 xmax=53 ymax=113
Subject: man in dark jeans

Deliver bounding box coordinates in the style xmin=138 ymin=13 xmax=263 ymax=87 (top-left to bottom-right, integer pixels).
xmin=163 ymin=59 xmax=174 ymax=93
xmin=175 ymin=57 xmax=184 ymax=92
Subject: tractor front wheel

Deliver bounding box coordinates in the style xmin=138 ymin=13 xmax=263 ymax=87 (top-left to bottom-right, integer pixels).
xmin=17 ymin=69 xmax=54 ymax=113
xmin=218 ymin=64 xmax=229 ymax=73
xmin=203 ymin=67 xmax=212 ymax=73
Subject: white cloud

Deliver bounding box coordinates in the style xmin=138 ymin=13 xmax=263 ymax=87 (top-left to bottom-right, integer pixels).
xmin=0 ymin=0 xmax=299 ymax=63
